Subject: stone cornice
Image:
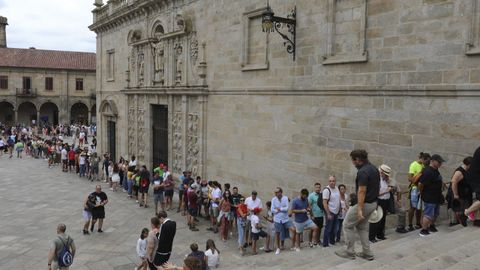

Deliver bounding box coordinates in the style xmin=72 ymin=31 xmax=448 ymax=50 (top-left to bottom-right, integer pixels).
xmin=207 ymin=86 xmax=480 ymax=97
xmin=121 ymin=85 xmax=208 ymax=96
xmin=89 ymin=0 xmax=170 ymax=33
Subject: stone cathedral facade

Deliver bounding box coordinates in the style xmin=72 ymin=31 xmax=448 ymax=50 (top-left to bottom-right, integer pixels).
xmin=91 ymin=0 xmax=480 ymax=196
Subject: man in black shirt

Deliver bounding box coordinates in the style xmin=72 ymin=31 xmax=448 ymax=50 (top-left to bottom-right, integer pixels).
xmin=336 ymin=150 xmax=379 ymax=261
xmin=419 ymin=154 xmax=445 ymax=237
xmin=150 ymin=210 xmax=176 ymax=270
xmin=90 ymin=185 xmax=108 ymax=233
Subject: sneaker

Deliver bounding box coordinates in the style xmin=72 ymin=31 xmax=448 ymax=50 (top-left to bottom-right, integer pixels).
xmin=356 ymin=252 xmax=374 ymax=261
xmin=294 ymin=247 xmax=301 ymax=252
xmin=191 ymin=227 xmax=199 ymax=231
xmin=414 ymin=224 xmax=422 ymax=230
xmin=429 ymin=225 xmax=438 ymax=233
xmin=395 ymin=227 xmax=408 ymax=233
xmin=369 ymin=239 xmax=377 ymax=244
xmin=377 ymin=236 xmax=387 ymax=240
xmin=97 ymin=229 xmax=103 ymax=233
xmin=275 ymin=248 xmax=280 ymax=255
xmin=407 ymin=225 xmax=414 ymax=231
xmin=309 ymin=242 xmax=314 ymax=248
xmin=335 ymin=250 xmax=356 ymax=260
xmin=467 ymin=211 xmax=475 ymax=221
xmin=419 ymin=229 xmax=430 ymax=237
xmin=206 ymin=227 xmax=214 ymax=231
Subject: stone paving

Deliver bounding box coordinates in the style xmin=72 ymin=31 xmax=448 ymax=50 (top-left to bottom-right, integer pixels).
xmin=0 ymin=151 xmax=345 ymax=270
xmin=2 ymin=150 xmax=480 ymax=270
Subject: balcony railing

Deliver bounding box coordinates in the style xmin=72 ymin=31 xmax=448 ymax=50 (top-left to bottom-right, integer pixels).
xmin=16 ymin=88 xmax=37 ymax=97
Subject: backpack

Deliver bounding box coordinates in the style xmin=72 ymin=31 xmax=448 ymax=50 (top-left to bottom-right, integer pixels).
xmin=317 ymin=188 xmax=331 ymax=211
xmin=7 ymin=137 xmax=14 ymax=146
xmin=140 ymin=178 xmax=149 ymax=188
xmin=57 ymin=236 xmax=73 ymax=267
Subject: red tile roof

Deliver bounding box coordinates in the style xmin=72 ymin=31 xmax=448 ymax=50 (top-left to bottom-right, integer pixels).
xmin=0 ymin=47 xmax=96 ymax=71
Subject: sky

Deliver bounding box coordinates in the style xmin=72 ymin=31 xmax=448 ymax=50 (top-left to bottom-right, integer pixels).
xmin=0 ymin=0 xmax=96 ymax=52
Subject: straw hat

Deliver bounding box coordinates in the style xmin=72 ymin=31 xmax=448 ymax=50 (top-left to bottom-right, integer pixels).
xmin=368 ymin=207 xmax=383 ymax=223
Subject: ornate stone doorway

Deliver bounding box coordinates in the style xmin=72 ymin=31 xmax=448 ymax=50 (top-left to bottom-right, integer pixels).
xmin=151 ymin=105 xmax=168 ymax=169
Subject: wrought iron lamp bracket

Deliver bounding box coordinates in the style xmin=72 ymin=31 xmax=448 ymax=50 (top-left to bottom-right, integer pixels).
xmin=268 ymin=7 xmax=296 ymax=61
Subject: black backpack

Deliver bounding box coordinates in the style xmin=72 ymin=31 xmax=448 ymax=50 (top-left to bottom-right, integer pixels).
xmin=316 ymin=188 xmax=331 ymax=211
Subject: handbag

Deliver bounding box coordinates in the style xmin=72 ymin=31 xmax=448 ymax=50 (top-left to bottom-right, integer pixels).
xmin=388 ymin=191 xmax=396 ymax=214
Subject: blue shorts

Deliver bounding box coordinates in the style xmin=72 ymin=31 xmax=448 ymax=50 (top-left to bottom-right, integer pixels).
xmin=294 ymin=219 xmax=317 ymax=233
xmin=274 ymin=221 xmax=293 ymax=241
xmin=410 ymin=188 xmax=420 ymax=208
xmin=423 ymin=202 xmax=440 ymax=220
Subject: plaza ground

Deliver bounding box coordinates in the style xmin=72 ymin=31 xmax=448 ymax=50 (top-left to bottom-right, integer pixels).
xmin=1 ymin=153 xmax=480 ymax=270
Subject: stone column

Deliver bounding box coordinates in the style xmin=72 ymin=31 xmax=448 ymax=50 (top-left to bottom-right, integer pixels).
xmin=88 ymin=110 xmax=92 ymax=125
xmin=0 ymin=16 xmax=7 ymax=48
xmin=14 ymin=109 xmax=17 ymax=123
xmin=36 ymin=111 xmax=40 ymax=125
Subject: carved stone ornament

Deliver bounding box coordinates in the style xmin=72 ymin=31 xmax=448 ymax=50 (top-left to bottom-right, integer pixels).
xmin=137 ymin=96 xmax=146 ymax=160
xmin=172 ymin=111 xmax=183 ymax=174
xmin=127 ymin=99 xmax=136 ymax=156
xmin=190 ymin=35 xmax=199 ymax=65
xmin=186 ymin=113 xmax=199 ymax=176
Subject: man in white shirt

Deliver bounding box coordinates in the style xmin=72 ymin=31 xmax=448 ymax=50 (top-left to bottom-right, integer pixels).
xmin=271 ymin=187 xmax=296 ymax=255
xmin=370 ymin=164 xmax=395 ymax=242
xmin=208 ymin=181 xmax=222 ymax=233
xmin=244 ymin=191 xmax=262 ymax=245
xmin=61 ymin=146 xmax=68 ymax=172
xmin=323 ymin=175 xmax=341 ymax=247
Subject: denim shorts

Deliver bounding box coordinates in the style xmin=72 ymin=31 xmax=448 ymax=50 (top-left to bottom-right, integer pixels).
xmin=274 ymin=220 xmax=293 ymax=241
xmin=410 ymin=188 xmax=420 ymax=208
xmin=423 ymin=202 xmax=440 ymax=220
xmin=294 ymin=219 xmax=317 ymax=233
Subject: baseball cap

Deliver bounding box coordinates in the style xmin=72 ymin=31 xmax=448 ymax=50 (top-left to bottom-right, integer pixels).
xmin=431 ymin=154 xmax=446 ymax=163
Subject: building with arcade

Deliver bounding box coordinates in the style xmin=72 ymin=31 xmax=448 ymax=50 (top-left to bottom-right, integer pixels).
xmin=0 ymin=15 xmax=96 ymax=126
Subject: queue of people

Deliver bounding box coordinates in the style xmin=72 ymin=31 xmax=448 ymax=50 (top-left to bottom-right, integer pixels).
xmin=37 ymin=142 xmax=480 ymax=270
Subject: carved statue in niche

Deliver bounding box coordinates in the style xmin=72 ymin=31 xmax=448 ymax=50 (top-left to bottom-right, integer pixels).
xmin=137 ymin=49 xmax=145 ymax=86
xmin=153 ymin=42 xmax=165 ymax=85
xmin=174 ymin=44 xmax=183 ymax=85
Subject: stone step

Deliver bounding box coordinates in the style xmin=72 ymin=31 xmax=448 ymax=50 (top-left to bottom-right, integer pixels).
xmin=337 ymin=225 xmax=475 ymax=270
xmin=357 ymin=226 xmax=478 ymax=270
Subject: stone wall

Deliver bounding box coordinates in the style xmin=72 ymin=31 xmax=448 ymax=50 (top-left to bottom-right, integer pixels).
xmin=206 ymin=94 xmax=480 ymax=198
xmin=91 ymin=0 xmax=480 ymax=200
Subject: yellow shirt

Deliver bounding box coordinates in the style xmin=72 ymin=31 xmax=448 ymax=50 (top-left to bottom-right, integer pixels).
xmin=409 ymin=160 xmax=423 ymax=188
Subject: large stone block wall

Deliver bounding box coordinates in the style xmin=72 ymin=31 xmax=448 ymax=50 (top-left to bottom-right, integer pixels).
xmin=206 ymin=94 xmax=480 ymax=199
xmin=91 ymin=0 xmax=480 ymax=198
xmin=198 ymin=0 xmax=480 ymax=91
